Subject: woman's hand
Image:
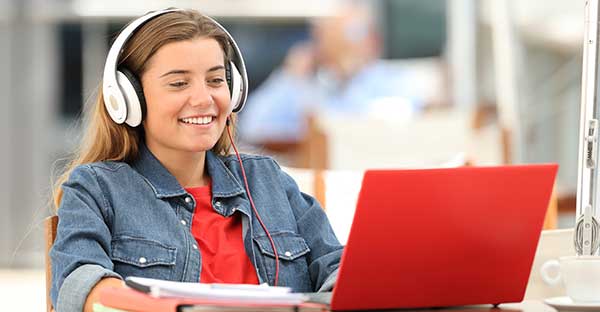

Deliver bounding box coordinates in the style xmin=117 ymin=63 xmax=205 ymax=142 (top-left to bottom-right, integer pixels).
xmin=84 ymin=277 xmax=124 ymax=312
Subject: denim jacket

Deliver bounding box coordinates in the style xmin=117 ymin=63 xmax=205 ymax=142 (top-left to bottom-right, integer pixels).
xmin=50 ymin=144 xmax=343 ymax=312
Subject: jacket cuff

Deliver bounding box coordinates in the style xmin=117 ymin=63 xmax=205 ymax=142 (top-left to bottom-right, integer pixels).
xmin=317 ymin=267 xmax=339 ymax=292
xmin=56 ymin=264 xmax=122 ymax=312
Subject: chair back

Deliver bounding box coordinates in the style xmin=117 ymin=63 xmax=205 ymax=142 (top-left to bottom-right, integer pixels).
xmin=312 ymin=110 xmax=499 ymax=170
xmin=45 ymin=215 xmax=58 ymax=312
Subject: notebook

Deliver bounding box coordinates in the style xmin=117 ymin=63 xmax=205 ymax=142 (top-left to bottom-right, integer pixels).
xmin=327 ymin=164 xmax=558 ymax=311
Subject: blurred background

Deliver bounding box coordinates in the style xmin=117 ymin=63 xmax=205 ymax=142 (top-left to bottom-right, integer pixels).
xmin=0 ymin=0 xmax=588 ymax=307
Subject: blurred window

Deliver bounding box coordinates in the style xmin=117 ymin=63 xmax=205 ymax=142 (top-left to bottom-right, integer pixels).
xmin=220 ymin=20 xmax=309 ymax=92
xmin=58 ymin=22 xmax=83 ymax=118
xmin=382 ymin=0 xmax=447 ymax=59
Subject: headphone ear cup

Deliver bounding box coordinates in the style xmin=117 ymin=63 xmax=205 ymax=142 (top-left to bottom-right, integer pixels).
xmin=116 ymin=68 xmax=146 ymax=127
xmin=228 ymin=61 xmax=243 ymax=113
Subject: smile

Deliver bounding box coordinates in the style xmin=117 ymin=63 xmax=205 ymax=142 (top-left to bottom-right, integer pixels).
xmin=179 ymin=116 xmax=214 ymax=125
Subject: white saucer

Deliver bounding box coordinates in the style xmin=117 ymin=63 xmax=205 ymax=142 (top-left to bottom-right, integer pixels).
xmin=544 ymin=296 xmax=600 ymax=311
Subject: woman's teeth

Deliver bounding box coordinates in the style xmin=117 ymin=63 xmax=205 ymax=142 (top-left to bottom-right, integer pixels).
xmin=180 ymin=116 xmax=213 ymax=125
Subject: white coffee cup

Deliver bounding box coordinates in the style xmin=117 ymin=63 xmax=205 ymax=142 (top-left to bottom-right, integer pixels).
xmin=540 ymin=255 xmax=600 ymax=302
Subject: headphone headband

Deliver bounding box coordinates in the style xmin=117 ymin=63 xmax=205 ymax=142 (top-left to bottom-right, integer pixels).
xmin=102 ymin=8 xmax=248 ymax=126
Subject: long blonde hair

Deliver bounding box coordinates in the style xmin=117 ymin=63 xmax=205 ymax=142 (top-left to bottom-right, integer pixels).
xmin=52 ymin=10 xmax=237 ymax=210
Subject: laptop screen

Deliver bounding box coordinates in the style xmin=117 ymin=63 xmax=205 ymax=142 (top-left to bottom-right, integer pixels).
xmin=331 ymin=164 xmax=558 ymax=311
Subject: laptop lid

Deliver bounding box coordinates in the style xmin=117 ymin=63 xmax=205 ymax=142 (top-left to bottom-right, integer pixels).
xmin=330 ymin=164 xmax=558 ymax=311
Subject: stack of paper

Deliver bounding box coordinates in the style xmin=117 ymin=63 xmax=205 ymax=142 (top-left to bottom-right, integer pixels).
xmin=95 ymin=277 xmax=327 ymax=312
xmin=125 ymin=277 xmax=307 ymax=305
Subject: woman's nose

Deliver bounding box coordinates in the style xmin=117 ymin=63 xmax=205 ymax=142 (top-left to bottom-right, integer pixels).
xmin=189 ymin=83 xmax=213 ymax=107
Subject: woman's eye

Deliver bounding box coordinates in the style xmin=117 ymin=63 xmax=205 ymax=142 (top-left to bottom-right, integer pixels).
xmin=169 ymin=81 xmax=188 ymax=88
xmin=209 ymin=78 xmax=225 ymax=85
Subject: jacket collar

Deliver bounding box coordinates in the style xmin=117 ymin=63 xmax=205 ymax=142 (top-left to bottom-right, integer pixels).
xmin=132 ymin=143 xmax=245 ymax=199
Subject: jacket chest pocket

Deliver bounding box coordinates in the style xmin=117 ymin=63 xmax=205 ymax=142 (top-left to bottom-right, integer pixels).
xmin=111 ymin=236 xmax=177 ymax=280
xmin=253 ymin=232 xmax=311 ymax=288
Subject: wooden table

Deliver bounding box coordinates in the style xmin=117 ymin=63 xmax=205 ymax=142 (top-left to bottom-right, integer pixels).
xmin=388 ymin=301 xmax=556 ymax=312
xmin=180 ymin=300 xmax=557 ymax=312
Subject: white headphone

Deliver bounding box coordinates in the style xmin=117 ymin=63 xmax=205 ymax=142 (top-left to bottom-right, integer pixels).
xmin=102 ymin=8 xmax=248 ymax=127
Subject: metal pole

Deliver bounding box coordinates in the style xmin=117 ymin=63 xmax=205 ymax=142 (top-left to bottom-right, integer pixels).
xmin=575 ymin=0 xmax=600 ymax=256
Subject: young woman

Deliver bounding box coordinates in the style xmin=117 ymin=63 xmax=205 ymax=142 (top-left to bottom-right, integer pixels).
xmin=50 ymin=9 xmax=343 ymax=312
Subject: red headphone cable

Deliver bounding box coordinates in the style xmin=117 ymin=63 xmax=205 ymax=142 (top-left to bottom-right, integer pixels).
xmin=225 ymin=119 xmax=280 ymax=286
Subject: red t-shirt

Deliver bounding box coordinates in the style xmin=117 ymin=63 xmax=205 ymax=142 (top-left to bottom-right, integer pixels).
xmin=186 ymin=183 xmax=259 ymax=284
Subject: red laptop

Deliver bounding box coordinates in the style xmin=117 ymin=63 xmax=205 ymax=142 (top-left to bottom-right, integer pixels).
xmin=329 ymin=164 xmax=558 ymax=311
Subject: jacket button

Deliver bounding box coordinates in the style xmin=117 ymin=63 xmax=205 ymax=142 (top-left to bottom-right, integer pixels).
xmin=139 ymin=257 xmax=147 ymax=264
xmin=214 ymin=201 xmax=222 ymax=207
xmin=193 ymin=244 xmax=198 ymax=250
xmin=180 ymin=220 xmax=187 ymax=226
xmin=185 ymin=196 xmax=192 ymax=203
xmin=284 ymin=251 xmax=292 ymax=257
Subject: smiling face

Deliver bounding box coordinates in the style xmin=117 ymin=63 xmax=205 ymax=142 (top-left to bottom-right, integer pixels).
xmin=140 ymin=37 xmax=231 ymax=157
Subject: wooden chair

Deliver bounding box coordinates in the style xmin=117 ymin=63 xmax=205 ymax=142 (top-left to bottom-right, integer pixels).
xmin=45 ymin=215 xmax=58 ymax=312
xmin=543 ymin=186 xmax=558 ymax=229
xmin=298 ymin=110 xmax=559 ymax=229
